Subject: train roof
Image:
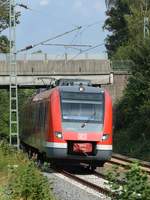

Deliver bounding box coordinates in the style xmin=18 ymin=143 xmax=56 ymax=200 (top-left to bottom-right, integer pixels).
xmin=31 ymin=85 xmax=104 ymax=102
xmin=58 ymin=85 xmax=104 ymax=93
xmin=31 ymin=78 xmax=104 ymax=102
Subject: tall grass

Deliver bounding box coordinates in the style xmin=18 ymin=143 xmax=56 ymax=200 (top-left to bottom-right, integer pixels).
xmin=0 ymin=141 xmax=55 ymax=200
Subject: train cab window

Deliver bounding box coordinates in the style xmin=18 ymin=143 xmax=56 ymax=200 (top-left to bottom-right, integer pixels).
xmin=61 ymin=92 xmax=104 ymax=123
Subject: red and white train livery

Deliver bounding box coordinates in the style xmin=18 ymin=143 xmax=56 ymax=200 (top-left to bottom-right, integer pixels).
xmin=21 ymin=79 xmax=112 ymax=169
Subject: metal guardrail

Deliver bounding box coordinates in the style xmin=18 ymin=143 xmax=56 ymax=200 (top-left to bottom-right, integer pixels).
xmin=111 ymin=60 xmax=133 ymax=71
xmin=0 ymin=59 xmax=111 ymax=75
xmin=0 ymin=53 xmax=108 ymax=61
xmin=0 ymin=54 xmax=133 ymax=72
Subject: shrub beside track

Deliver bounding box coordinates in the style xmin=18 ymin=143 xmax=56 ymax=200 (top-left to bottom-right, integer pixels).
xmin=0 ymin=141 xmax=55 ymax=200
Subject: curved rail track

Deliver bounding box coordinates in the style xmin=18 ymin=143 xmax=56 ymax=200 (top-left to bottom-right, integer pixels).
xmin=52 ymin=154 xmax=150 ymax=197
xmin=50 ymin=166 xmax=115 ymax=198
xmin=36 ymin=151 xmax=150 ymax=198
xmin=107 ymin=153 xmax=150 ymax=174
xmin=60 ymin=169 xmax=112 ymax=197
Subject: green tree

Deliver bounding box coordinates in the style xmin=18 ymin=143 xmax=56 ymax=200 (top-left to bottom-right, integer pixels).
xmin=0 ymin=0 xmax=20 ymax=53
xmin=104 ymin=0 xmax=130 ymax=58
xmin=105 ymin=0 xmax=150 ymax=160
xmin=114 ymin=39 xmax=150 ymax=159
xmin=0 ymin=0 xmax=10 ymax=53
xmin=0 ymin=89 xmax=35 ymax=140
xmin=104 ymin=0 xmax=150 ymax=58
xmin=0 ymin=90 xmax=9 ymax=139
xmin=105 ymin=0 xmax=116 ymax=8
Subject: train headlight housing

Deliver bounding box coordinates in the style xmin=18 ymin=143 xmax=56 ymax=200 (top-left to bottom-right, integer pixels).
xmin=55 ymin=132 xmax=62 ymax=139
xmin=79 ymin=83 xmax=85 ymax=92
xmin=102 ymin=133 xmax=109 ymax=141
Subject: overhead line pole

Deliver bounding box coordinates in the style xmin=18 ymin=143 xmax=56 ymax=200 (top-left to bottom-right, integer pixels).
xmin=9 ymin=0 xmax=19 ymax=149
xmin=144 ymin=0 xmax=149 ymax=38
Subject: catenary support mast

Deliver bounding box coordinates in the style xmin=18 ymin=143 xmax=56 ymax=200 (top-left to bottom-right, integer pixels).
xmin=9 ymin=0 xmax=19 ymax=149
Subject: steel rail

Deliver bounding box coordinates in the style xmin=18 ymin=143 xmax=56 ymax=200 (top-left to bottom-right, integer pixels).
xmin=107 ymin=153 xmax=150 ymax=175
xmin=44 ymin=166 xmax=116 ymax=197
xmin=59 ymin=169 xmax=115 ymax=197
xmin=112 ymin=153 xmax=150 ymax=168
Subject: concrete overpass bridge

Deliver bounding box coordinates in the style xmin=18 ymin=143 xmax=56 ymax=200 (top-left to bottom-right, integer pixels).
xmin=0 ymin=54 xmax=130 ymax=103
xmin=0 ymin=59 xmax=113 ymax=88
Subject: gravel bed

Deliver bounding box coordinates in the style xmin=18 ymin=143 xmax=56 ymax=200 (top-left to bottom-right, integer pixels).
xmin=75 ymin=174 xmax=110 ymax=190
xmin=44 ymin=171 xmax=111 ymax=200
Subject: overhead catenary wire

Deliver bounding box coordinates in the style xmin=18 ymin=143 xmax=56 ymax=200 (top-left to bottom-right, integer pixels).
xmin=70 ymin=20 xmax=104 ymax=44
xmin=16 ymin=26 xmax=82 ymax=54
xmin=69 ymin=43 xmax=105 ymax=61
xmin=82 ymin=20 xmax=105 ymax=27
xmin=42 ymin=44 xmax=90 ymax=55
xmin=70 ymin=28 xmax=81 ymax=45
xmin=53 ymin=20 xmax=104 ymax=60
xmin=42 ymin=43 xmax=92 ymax=47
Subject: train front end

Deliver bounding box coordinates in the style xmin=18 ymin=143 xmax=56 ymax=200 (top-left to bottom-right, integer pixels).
xmin=46 ymin=80 xmax=112 ymax=167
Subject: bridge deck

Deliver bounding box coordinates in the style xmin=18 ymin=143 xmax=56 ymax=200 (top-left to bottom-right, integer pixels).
xmin=0 ymin=59 xmax=113 ymax=87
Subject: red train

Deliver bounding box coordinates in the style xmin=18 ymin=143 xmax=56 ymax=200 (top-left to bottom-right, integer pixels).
xmin=21 ymin=79 xmax=112 ymax=170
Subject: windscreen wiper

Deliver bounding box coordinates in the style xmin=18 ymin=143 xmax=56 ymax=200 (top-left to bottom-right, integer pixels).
xmin=81 ymin=111 xmax=96 ymax=128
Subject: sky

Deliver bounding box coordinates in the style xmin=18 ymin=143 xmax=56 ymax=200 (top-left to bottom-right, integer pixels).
xmin=8 ymin=0 xmax=108 ymax=59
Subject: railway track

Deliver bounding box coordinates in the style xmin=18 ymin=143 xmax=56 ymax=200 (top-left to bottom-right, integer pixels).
xmin=43 ymin=153 xmax=150 ymax=199
xmin=59 ymin=154 xmax=150 ymax=197
xmin=46 ymin=165 xmax=115 ymax=198
xmin=107 ymin=153 xmax=150 ymax=174
xmin=60 ymin=169 xmax=113 ymax=197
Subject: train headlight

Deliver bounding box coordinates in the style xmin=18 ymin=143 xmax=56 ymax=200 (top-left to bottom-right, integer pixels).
xmin=79 ymin=83 xmax=85 ymax=92
xmin=102 ymin=133 xmax=109 ymax=141
xmin=55 ymin=132 xmax=62 ymax=139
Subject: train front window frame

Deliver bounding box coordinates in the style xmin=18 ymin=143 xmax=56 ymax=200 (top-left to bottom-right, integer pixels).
xmin=60 ymin=92 xmax=104 ymax=123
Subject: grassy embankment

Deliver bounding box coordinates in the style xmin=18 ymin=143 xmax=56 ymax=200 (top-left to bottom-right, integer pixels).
xmin=0 ymin=141 xmax=55 ymax=200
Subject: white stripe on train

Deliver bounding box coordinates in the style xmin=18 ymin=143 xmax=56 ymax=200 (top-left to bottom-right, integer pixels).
xmin=96 ymin=144 xmax=112 ymax=150
xmin=45 ymin=142 xmax=67 ymax=148
xmin=45 ymin=142 xmax=112 ymax=150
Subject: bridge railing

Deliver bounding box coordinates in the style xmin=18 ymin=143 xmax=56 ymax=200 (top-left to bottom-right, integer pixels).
xmin=0 ymin=54 xmax=133 ymax=74
xmin=111 ymin=60 xmax=133 ymax=71
xmin=0 ymin=53 xmax=111 ymax=75
xmin=0 ymin=53 xmax=107 ymax=61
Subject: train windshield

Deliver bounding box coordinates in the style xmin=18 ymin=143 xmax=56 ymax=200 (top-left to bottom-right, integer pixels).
xmin=61 ymin=92 xmax=104 ymax=123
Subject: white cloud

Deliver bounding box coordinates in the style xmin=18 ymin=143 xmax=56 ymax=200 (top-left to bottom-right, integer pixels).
xmin=40 ymin=0 xmax=50 ymax=6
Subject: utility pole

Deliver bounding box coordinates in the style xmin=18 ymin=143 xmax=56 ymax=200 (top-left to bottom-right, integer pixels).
xmin=9 ymin=0 xmax=19 ymax=149
xmin=144 ymin=17 xmax=149 ymax=38
xmin=144 ymin=0 xmax=149 ymax=38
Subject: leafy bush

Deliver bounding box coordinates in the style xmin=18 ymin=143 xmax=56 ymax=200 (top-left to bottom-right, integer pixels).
xmin=9 ymin=162 xmax=54 ymax=200
xmin=107 ymin=162 xmax=150 ymax=200
xmin=0 ymin=89 xmax=35 ymax=140
xmin=113 ymin=39 xmax=150 ymax=161
xmin=0 ymin=142 xmax=55 ymax=200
